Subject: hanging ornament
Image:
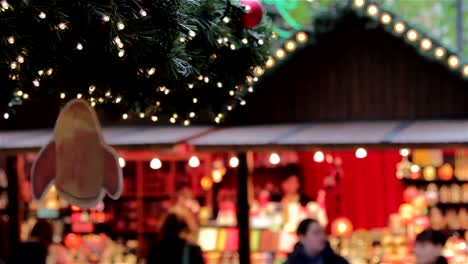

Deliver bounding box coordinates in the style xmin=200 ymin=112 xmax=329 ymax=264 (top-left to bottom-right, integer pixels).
xmin=241 ymin=0 xmax=263 ymax=29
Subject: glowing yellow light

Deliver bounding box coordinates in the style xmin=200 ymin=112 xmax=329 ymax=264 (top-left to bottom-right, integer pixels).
xmin=151 ymin=116 xmax=158 ymax=122
xmin=355 ymin=148 xmax=367 ymax=159
xmin=229 ymin=156 xmax=239 ymax=168
xmin=46 ymin=68 xmax=53 ymax=75
xmin=265 ymin=57 xmax=275 ymax=68
xmin=214 ymin=117 xmax=221 ymax=123
xmin=223 ymin=17 xmax=230 ymax=23
xmin=193 ymin=98 xmax=198 ymax=103
xmin=140 ymin=9 xmax=147 ymax=17
xmin=147 ymin=68 xmax=155 ymax=75
xmin=269 ymin=153 xmax=281 ymax=165
xmin=118 ymin=50 xmax=125 ymax=57
xmin=380 ymin=13 xmax=392 ymax=24
xmin=38 ymin=70 xmax=44 ymax=76
xmin=420 ymin=38 xmax=432 ymax=50
xmin=58 ymin=23 xmax=67 ymax=30
xmin=254 ymin=66 xmax=264 ymax=76
xmin=38 ymin=12 xmax=46 ymax=19
xmin=89 ymin=85 xmax=96 ymax=93
xmin=105 ymin=91 xmax=111 ymax=97
xmin=285 ymin=40 xmax=296 ymax=52
xmin=227 ymin=105 xmax=233 ymax=111
xmin=150 ymin=158 xmax=162 ymax=170
xmin=119 ymin=157 xmax=126 ymax=167
xmin=229 ymin=90 xmax=235 ymax=96
xmin=394 ymin=22 xmax=405 ymax=33
xmin=410 ymin=164 xmax=420 ymax=173
xmin=248 ymin=87 xmax=254 ymax=93
xmin=60 ymin=93 xmax=66 ymax=99
xmin=399 ymin=148 xmax=410 ymax=157
xmin=16 ymin=56 xmax=24 ymax=63
xmin=354 ymin=0 xmax=365 ymax=8
xmin=367 ymin=5 xmax=379 ymax=16
xmin=313 ymin=151 xmax=325 ymax=163
xmin=240 ymin=100 xmax=246 ymax=105
xmin=32 ymin=79 xmax=40 ymax=87
xmin=275 ymin=49 xmax=286 ymax=59
xmin=91 ymin=101 xmax=96 ymax=107
xmin=3 ymin=113 xmax=9 ymax=119
xmin=115 ymin=96 xmax=122 ymax=103
xmin=184 ymin=120 xmax=190 ymax=126
xmin=102 ymin=15 xmax=110 ymax=22
xmin=189 ymin=112 xmax=195 ymax=118
xmin=188 ymin=30 xmax=196 ymax=37
xmin=296 ymin=32 xmax=308 ymax=43
xmin=448 ymin=55 xmax=460 ymax=68
xmin=188 ymin=83 xmax=194 ymax=88
xmin=434 ymin=47 xmax=445 ymax=58
xmin=217 ymin=82 xmax=223 ymax=88
xmin=16 ymin=90 xmax=23 ymax=96
xmin=170 ymin=117 xmax=176 ymax=123
xmin=22 ymin=93 xmax=29 ymax=99
xmin=76 ymin=43 xmax=83 ymax=50
xmin=122 ymin=113 xmax=128 ymax=120
xmin=463 ymin=65 xmax=468 ymax=76
xmin=139 ymin=113 xmax=145 ymax=118
xmin=117 ymin=22 xmax=125 ymax=31
xmin=406 ymin=30 xmax=418 ymax=41
xmin=7 ymin=36 xmax=14 ymax=44
xmin=242 ymin=38 xmax=248 ymax=44
xmin=204 ymin=76 xmax=210 ymax=83
xmin=10 ymin=62 xmax=17 ymax=69
xmin=189 ymin=156 xmax=200 ymax=168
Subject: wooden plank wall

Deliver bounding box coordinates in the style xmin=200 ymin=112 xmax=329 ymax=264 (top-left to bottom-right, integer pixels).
xmin=228 ymin=13 xmax=468 ymax=125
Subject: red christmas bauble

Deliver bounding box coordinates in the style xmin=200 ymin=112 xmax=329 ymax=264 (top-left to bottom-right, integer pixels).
xmin=241 ymin=0 xmax=263 ymax=29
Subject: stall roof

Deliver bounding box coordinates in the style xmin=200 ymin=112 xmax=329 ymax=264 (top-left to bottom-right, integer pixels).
xmin=3 ymin=120 xmax=468 ymax=153
xmin=0 ymin=126 xmax=212 ymax=153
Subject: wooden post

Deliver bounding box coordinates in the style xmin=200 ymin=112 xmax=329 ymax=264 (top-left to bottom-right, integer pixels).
xmin=236 ymin=151 xmax=253 ymax=264
xmin=6 ymin=156 xmax=19 ymax=262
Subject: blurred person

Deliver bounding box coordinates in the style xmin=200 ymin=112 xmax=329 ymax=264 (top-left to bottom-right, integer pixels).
xmin=169 ymin=185 xmax=200 ymax=242
xmin=414 ymin=228 xmax=448 ymax=264
xmin=147 ymin=212 xmax=205 ymax=264
xmin=285 ymin=218 xmax=348 ymax=264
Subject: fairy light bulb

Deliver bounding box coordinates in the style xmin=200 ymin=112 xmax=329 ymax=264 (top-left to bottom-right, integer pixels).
xmin=296 ymin=32 xmax=308 ymax=43
xmin=434 ymin=47 xmax=445 ymax=58
xmin=91 ymin=101 xmax=96 ymax=107
xmin=76 ymin=93 xmax=82 ymax=99
xmin=275 ymin=49 xmax=286 ymax=59
xmin=58 ymin=23 xmax=67 ymax=30
xmin=242 ymin=38 xmax=248 ymax=44
xmin=367 ymin=5 xmax=379 ymax=16
xmin=170 ymin=117 xmax=176 ymax=123
xmin=122 ymin=113 xmax=128 ymax=120
xmin=313 ymin=151 xmax=325 ymax=163
xmin=258 ymin=39 xmax=264 ymax=45
xmin=217 ymin=82 xmax=223 ymax=88
xmin=60 ymin=93 xmax=66 ymax=99
xmin=1 ymin=1 xmax=9 ymax=9
xmin=394 ymin=22 xmax=405 ymax=33
xmin=16 ymin=90 xmax=23 ymax=96
xmin=3 ymin=113 xmax=9 ymax=119
xmin=147 ymin=68 xmax=155 ymax=76
xmin=16 ymin=56 xmax=24 ymax=64
xmin=229 ymin=156 xmax=239 ymax=168
xmin=151 ymin=116 xmax=158 ymax=122
xmin=193 ymin=98 xmax=198 ymax=103
xmin=265 ymin=57 xmax=275 ymax=68
xmin=230 ymin=44 xmax=236 ymax=50
xmin=214 ymin=117 xmax=221 ymax=123
xmin=38 ymin=70 xmax=44 ymax=76
xmin=463 ymin=65 xmax=468 ymax=76
xmin=118 ymin=50 xmax=125 ymax=57
xmin=22 ymin=93 xmax=29 ymax=99
xmin=7 ymin=36 xmax=14 ymax=44
xmin=119 ymin=157 xmax=126 ymax=168
xmin=355 ymin=148 xmax=367 ymax=159
xmin=140 ymin=9 xmax=147 ymax=17
xmin=139 ymin=113 xmax=145 ymax=118
xmin=223 ymin=17 xmax=230 ymax=23
xmin=399 ymin=148 xmax=410 ymax=157
xmin=117 ymin=22 xmax=125 ymax=30
xmin=32 ymin=79 xmax=40 ymax=87
xmin=285 ymin=40 xmax=296 ymax=52
xmin=38 ymin=12 xmax=46 ymax=19
xmin=448 ymin=55 xmax=460 ymax=68
xmin=420 ymin=38 xmax=432 ymax=50
xmin=189 ymin=156 xmax=200 ymax=168
xmin=102 ymin=15 xmax=110 ymax=22
xmin=380 ymin=13 xmax=392 ymax=24
xmin=183 ymin=120 xmax=190 ymax=126
xmin=10 ymin=62 xmax=17 ymax=69
xmin=46 ymin=68 xmax=53 ymax=75
xmin=187 ymin=83 xmax=194 ymax=89
xmin=248 ymin=87 xmax=254 ymax=93
xmin=76 ymin=43 xmax=83 ymax=50
xmin=227 ymin=105 xmax=233 ymax=111
xmin=354 ymin=0 xmax=365 ymax=8
xmin=105 ymin=91 xmax=111 ymax=97
xmin=189 ymin=112 xmax=195 ymax=118
xmin=229 ymin=90 xmax=235 ymax=96
xmin=269 ymin=153 xmax=281 ymax=165
xmin=406 ymin=30 xmax=418 ymax=41
xmin=204 ymin=76 xmax=210 ymax=83
xmin=188 ymin=30 xmax=196 ymax=37
xmin=240 ymin=100 xmax=246 ymax=106
xmin=217 ymin=38 xmax=223 ymax=44
xmin=150 ymin=158 xmax=162 ymax=170
xmin=115 ymin=96 xmax=122 ymax=103
xmin=410 ymin=164 xmax=420 ymax=173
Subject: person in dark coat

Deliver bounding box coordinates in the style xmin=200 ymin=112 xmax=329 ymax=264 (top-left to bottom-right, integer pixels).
xmin=285 ymin=218 xmax=349 ymax=264
xmin=147 ymin=212 xmax=205 ymax=264
xmin=414 ymin=228 xmax=448 ymax=264
xmin=14 ymin=219 xmax=54 ymax=264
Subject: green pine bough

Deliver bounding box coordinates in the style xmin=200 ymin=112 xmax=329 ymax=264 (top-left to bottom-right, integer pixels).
xmin=0 ymin=0 xmax=272 ymax=124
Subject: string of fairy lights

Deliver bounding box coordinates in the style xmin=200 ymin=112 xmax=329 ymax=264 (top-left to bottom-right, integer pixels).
xmin=259 ymin=0 xmax=468 ymax=89
xmin=0 ymin=0 xmax=272 ymax=124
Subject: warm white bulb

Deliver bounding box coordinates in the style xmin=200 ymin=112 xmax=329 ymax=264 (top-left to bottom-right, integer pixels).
xmin=46 ymin=68 xmax=53 ymax=75
xmin=227 ymin=105 xmax=233 ymax=111
xmin=275 ymin=49 xmax=286 ymax=59
xmin=242 ymin=38 xmax=248 ymax=44
xmin=296 ymin=32 xmax=308 ymax=43
xmin=229 ymin=157 xmax=239 ymax=168
xmin=76 ymin=43 xmax=83 ymax=50
xmin=248 ymin=87 xmax=254 ymax=93
xmin=355 ymin=148 xmax=367 ymax=159
xmin=115 ymin=96 xmax=122 ymax=103
xmin=170 ymin=117 xmax=176 ymax=123
xmin=102 ymin=15 xmax=110 ymax=22
xmin=118 ymin=50 xmax=125 ymax=57
xmin=139 ymin=112 xmax=145 ymax=118
xmin=269 ymin=153 xmax=281 ymax=165
xmin=22 ymin=93 xmax=29 ymax=99
xmin=189 ymin=112 xmax=195 ymax=118
xmin=122 ymin=113 xmax=128 ymax=120
xmin=265 ymin=57 xmax=275 ymax=68
xmin=223 ymin=17 xmax=230 ymax=23
xmin=313 ymin=151 xmax=325 ymax=163
xmin=150 ymin=158 xmax=162 ymax=170
xmin=151 ymin=115 xmax=158 ymax=122
xmin=1 ymin=1 xmax=9 ymax=9
xmin=91 ymin=101 xmax=96 ymax=107
xmin=188 ymin=30 xmax=196 ymax=37
xmin=240 ymin=100 xmax=246 ymax=105
xmin=32 ymin=79 xmax=40 ymax=87
xmin=354 ymin=0 xmax=365 ymax=8
xmin=258 ymin=39 xmax=264 ymax=45
xmin=285 ymin=40 xmax=296 ymax=52
xmin=16 ymin=90 xmax=23 ymax=96
xmin=463 ymin=65 xmax=468 ymax=76
xmin=410 ymin=164 xmax=420 ymax=173
xmin=184 ymin=120 xmax=190 ymax=126
xmin=17 ymin=56 xmax=24 ymax=64
xmin=76 ymin=93 xmax=82 ymax=99
xmin=394 ymin=22 xmax=405 ymax=33
xmin=7 ymin=36 xmax=14 ymax=44
xmin=3 ymin=113 xmax=9 ymax=119
xmin=105 ymin=91 xmax=111 ymax=97
xmin=434 ymin=47 xmax=445 ymax=58
xmin=230 ymin=44 xmax=236 ymax=50
xmin=10 ymin=62 xmax=17 ymax=69
xmin=38 ymin=12 xmax=46 ymax=19
xmin=119 ymin=157 xmax=126 ymax=168
xmin=117 ymin=22 xmax=125 ymax=30
xmin=448 ymin=55 xmax=459 ymax=68
xmin=406 ymin=30 xmax=418 ymax=41
xmin=214 ymin=117 xmax=221 ymax=123
xmin=193 ymin=98 xmax=198 ymax=103
xmin=89 ymin=85 xmax=96 ymax=93
xmin=148 ymin=67 xmax=155 ymax=76
xmin=399 ymin=148 xmax=410 ymax=157
xmin=216 ymin=82 xmax=223 ymax=88
xmin=420 ymin=38 xmax=432 ymax=50
xmin=380 ymin=13 xmax=392 ymax=24
xmin=140 ymin=9 xmax=147 ymax=17
xmin=60 ymin=93 xmax=66 ymax=99
xmin=58 ymin=23 xmax=67 ymax=30
xmin=204 ymin=76 xmax=210 ymax=83
xmin=189 ymin=156 xmax=200 ymax=168
xmin=367 ymin=5 xmax=379 ymax=16
xmin=229 ymin=90 xmax=235 ymax=96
